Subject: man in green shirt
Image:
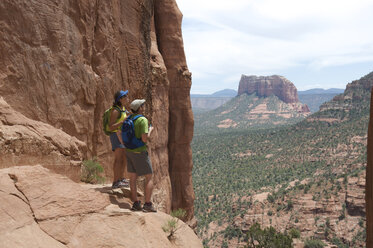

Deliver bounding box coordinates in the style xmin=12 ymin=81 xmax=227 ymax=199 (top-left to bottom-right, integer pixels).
xmin=126 ymin=99 xmax=156 ymax=212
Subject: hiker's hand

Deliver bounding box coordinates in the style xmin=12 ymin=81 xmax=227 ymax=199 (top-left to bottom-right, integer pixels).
xmin=121 ymin=116 xmax=128 ymax=124
xmin=117 ymin=131 xmax=124 ymax=144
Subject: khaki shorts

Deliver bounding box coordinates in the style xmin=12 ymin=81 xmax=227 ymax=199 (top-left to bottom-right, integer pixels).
xmin=125 ymin=150 xmax=153 ymax=176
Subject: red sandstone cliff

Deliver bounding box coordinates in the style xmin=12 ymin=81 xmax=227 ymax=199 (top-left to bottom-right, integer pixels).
xmin=0 ymin=0 xmax=194 ymax=220
xmin=238 ymin=75 xmax=301 ymax=104
xmin=154 ymin=0 xmax=195 ymax=221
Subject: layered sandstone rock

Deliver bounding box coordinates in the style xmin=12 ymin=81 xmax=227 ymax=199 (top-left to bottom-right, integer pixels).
xmin=0 ymin=165 xmax=202 ymax=248
xmin=238 ymin=75 xmax=302 ymax=104
xmin=213 ymin=174 xmax=366 ymax=248
xmin=346 ymin=175 xmax=365 ymax=217
xmin=319 ymin=72 xmax=373 ymax=114
xmin=0 ymin=0 xmax=194 ymax=220
xmin=346 ymin=71 xmax=373 ymax=92
xmin=0 ymin=97 xmax=86 ymax=181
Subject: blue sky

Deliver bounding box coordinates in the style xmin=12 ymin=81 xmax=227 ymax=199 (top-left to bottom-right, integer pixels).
xmin=176 ymin=0 xmax=373 ymax=94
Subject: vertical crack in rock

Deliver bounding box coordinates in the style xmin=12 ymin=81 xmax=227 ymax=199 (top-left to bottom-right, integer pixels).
xmin=7 ymin=173 xmax=67 ymax=246
xmin=93 ymin=0 xmax=99 ymax=43
xmin=90 ymin=0 xmax=101 ymax=157
xmin=8 ymin=174 xmax=38 ymax=223
xmin=92 ymin=88 xmax=101 ymax=156
xmin=90 ymin=0 xmax=101 ymax=78
xmin=142 ymin=1 xmax=153 ymax=119
xmin=117 ymin=57 xmax=124 ymax=85
xmin=42 ymin=75 xmax=50 ymax=123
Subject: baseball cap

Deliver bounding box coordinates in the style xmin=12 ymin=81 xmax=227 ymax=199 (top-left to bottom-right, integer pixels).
xmin=130 ymin=99 xmax=146 ymax=111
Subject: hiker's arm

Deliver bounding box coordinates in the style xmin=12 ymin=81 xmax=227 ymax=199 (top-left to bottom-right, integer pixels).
xmin=141 ymin=133 xmax=148 ymax=143
xmin=141 ymin=126 xmax=153 ymax=143
xmin=108 ymin=109 xmax=123 ymax=131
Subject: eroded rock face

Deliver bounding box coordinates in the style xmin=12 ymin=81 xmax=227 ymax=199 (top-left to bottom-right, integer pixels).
xmin=154 ymin=0 xmax=195 ymax=221
xmin=238 ymin=75 xmax=303 ymax=105
xmin=346 ymin=175 xmax=365 ymax=217
xmin=0 ymin=97 xmax=86 ymax=181
xmin=346 ymin=72 xmax=373 ymax=92
xmin=0 ymin=0 xmax=194 ymax=220
xmin=209 ymin=174 xmax=366 ymax=248
xmin=319 ymin=72 xmax=373 ymax=114
xmin=0 ymin=165 xmax=203 ymax=248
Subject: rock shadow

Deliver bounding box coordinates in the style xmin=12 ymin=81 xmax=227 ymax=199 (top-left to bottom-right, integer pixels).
xmin=92 ymin=186 xmax=132 ymax=210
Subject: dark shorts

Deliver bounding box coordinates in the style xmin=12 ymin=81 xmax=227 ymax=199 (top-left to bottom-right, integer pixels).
xmin=125 ymin=150 xmax=153 ymax=176
xmin=110 ymin=133 xmax=125 ymax=151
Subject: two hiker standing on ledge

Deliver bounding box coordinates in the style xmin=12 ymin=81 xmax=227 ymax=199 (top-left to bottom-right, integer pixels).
xmin=107 ymin=90 xmax=156 ymax=212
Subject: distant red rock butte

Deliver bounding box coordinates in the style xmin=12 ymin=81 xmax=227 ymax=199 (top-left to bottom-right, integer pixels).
xmin=238 ymin=75 xmax=300 ymax=104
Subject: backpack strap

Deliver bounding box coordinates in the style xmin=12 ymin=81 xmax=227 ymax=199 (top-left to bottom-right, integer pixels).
xmin=113 ymin=105 xmax=124 ymax=113
xmin=131 ymin=114 xmax=144 ymax=121
xmin=112 ymin=105 xmax=125 ymax=121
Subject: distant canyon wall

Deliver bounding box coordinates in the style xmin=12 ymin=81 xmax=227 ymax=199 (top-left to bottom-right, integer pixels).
xmin=0 ymin=0 xmax=194 ymax=220
xmin=367 ymin=89 xmax=373 ymax=247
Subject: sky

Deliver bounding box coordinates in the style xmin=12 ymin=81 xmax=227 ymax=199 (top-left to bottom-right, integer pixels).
xmin=176 ymin=0 xmax=373 ymax=94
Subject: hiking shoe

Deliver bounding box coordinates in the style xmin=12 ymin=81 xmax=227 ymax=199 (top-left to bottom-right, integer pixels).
xmin=112 ymin=179 xmax=129 ymax=189
xmin=142 ymin=202 xmax=157 ymax=212
xmin=120 ymin=178 xmax=130 ymax=186
xmin=131 ymin=201 xmax=142 ymax=211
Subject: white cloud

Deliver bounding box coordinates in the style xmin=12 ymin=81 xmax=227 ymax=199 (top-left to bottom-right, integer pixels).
xmin=177 ymin=0 xmax=373 ymax=94
xmin=309 ymin=54 xmax=373 ymax=70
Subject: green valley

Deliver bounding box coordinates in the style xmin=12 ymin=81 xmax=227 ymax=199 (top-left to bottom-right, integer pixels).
xmin=192 ymin=72 xmax=372 ymax=247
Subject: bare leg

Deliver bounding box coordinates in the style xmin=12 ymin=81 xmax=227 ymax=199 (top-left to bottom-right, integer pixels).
xmin=144 ymin=174 xmax=153 ymax=203
xmin=113 ymin=148 xmax=125 ymax=182
xmin=129 ymin=172 xmax=138 ymax=202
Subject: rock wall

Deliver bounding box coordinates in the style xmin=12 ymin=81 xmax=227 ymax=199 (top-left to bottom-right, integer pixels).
xmin=154 ymin=0 xmax=195 ymax=221
xmin=0 ymin=0 xmax=194 ymax=220
xmin=347 ymin=72 xmax=373 ymax=92
xmin=0 ymin=97 xmax=86 ymax=181
xmin=367 ymin=89 xmax=373 ymax=247
xmin=238 ymin=75 xmax=300 ymax=104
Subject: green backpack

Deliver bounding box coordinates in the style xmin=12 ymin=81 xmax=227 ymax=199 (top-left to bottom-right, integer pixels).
xmin=102 ymin=106 xmax=123 ymax=135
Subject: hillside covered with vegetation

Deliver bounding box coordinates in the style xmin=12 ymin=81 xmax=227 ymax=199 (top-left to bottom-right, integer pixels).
xmin=192 ymin=72 xmax=372 ymax=247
